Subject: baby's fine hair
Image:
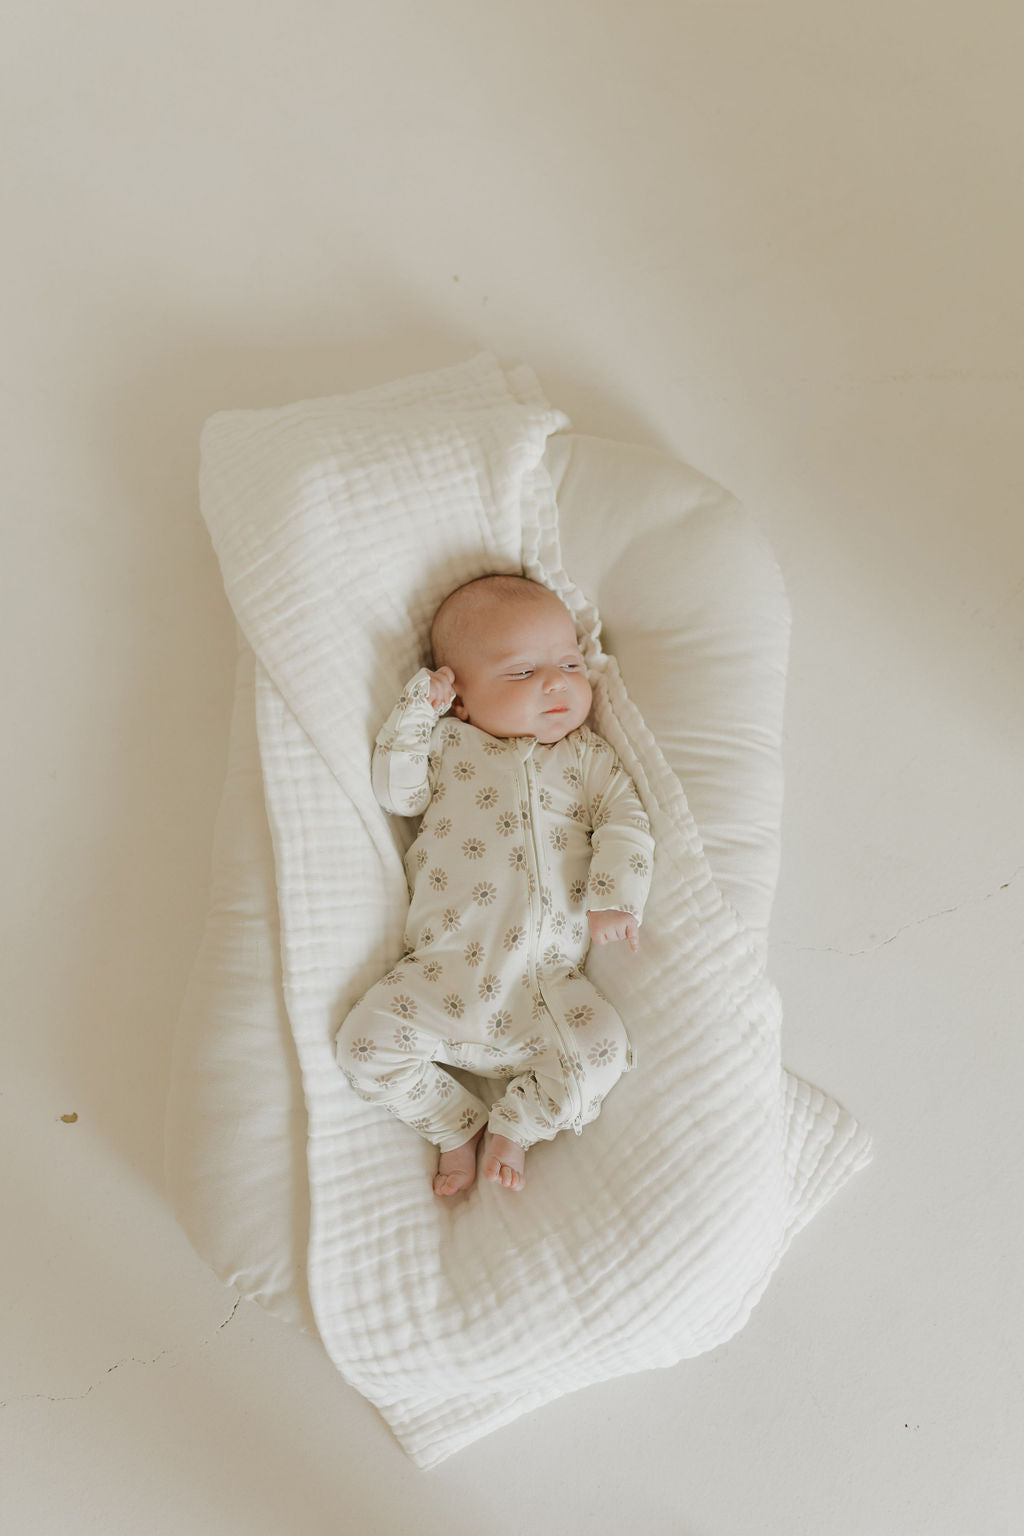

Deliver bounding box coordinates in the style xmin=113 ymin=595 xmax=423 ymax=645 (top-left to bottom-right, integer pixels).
xmin=430 ymin=574 xmax=562 ymax=671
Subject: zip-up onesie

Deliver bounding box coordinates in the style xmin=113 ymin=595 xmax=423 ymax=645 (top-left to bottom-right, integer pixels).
xmin=335 ymin=669 xmax=655 ymax=1152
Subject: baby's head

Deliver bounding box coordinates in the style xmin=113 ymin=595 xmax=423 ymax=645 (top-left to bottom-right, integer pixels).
xmin=430 ymin=575 xmax=592 ymax=745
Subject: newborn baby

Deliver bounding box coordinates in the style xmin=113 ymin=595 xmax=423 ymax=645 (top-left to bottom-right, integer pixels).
xmin=335 ymin=575 xmax=655 ymax=1196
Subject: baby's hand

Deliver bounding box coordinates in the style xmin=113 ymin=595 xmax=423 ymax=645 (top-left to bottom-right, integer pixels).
xmin=426 ymin=666 xmax=456 ymax=713
xmin=587 ymin=909 xmax=640 ymax=953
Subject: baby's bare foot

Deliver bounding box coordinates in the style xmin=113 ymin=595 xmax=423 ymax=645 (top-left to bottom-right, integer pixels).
xmin=482 ymin=1132 xmax=526 ymax=1192
xmin=433 ymin=1126 xmax=484 ymax=1198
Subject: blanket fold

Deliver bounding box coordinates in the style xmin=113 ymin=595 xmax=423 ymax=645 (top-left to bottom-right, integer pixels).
xmin=197 ymin=352 xmax=870 ymax=1468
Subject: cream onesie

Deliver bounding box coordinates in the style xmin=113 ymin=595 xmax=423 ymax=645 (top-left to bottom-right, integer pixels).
xmin=335 ymin=668 xmax=656 ymax=1152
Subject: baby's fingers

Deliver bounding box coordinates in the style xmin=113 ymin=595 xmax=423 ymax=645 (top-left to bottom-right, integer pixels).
xmin=427 ymin=667 xmax=456 ymax=710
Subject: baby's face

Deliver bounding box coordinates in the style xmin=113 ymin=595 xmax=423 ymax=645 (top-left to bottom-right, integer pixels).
xmin=449 ymin=600 xmax=592 ymax=744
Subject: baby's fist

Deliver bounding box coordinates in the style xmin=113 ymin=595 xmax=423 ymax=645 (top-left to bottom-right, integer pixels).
xmin=587 ymin=909 xmax=640 ymax=953
xmin=427 ymin=666 xmax=456 ymax=713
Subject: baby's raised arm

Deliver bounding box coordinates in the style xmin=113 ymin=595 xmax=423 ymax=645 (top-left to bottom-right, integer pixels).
xmin=370 ymin=668 xmax=451 ymax=816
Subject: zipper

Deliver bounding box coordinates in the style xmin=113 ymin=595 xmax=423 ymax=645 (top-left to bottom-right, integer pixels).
xmin=518 ymin=747 xmax=586 ymax=1132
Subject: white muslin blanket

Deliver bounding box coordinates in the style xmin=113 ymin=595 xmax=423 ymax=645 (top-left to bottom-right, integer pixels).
xmin=197 ymin=352 xmax=871 ymax=1468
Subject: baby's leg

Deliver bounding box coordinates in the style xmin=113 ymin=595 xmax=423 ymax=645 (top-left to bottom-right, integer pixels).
xmin=335 ymin=980 xmax=489 ymax=1193
xmin=483 ymin=977 xmax=634 ymax=1187
xmin=483 ymin=1056 xmax=568 ymax=1191
xmin=553 ymin=970 xmax=634 ymax=1130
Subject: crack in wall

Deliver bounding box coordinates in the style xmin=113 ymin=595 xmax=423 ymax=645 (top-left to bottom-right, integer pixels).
xmin=782 ymin=864 xmax=1022 ymax=957
xmin=0 ymin=1296 xmax=241 ymax=1408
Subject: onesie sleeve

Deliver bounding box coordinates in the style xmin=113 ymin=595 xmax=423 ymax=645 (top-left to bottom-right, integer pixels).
xmin=370 ymin=668 xmax=448 ymax=816
xmin=579 ymin=730 xmax=656 ymax=922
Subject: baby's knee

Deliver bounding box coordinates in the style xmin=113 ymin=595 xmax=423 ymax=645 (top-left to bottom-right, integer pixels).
xmin=573 ymin=1028 xmax=631 ymax=1106
xmin=335 ymin=999 xmax=381 ymax=1081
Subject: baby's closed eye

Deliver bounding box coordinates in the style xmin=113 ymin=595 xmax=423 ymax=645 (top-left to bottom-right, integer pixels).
xmin=506 ymin=663 xmax=581 ymax=679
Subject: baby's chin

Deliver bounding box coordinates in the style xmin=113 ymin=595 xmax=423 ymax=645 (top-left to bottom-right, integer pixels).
xmin=533 ymin=710 xmax=584 ymax=743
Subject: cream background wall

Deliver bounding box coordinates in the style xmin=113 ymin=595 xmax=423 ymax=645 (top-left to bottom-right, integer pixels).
xmin=3 ymin=2 xmax=1022 ymax=1532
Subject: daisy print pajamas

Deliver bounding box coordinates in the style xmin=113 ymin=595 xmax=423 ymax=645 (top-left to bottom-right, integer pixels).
xmin=336 ymin=669 xmax=655 ymax=1153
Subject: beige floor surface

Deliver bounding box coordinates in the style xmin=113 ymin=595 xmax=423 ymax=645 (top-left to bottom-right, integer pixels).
xmin=3 ymin=4 xmax=1022 ymax=1532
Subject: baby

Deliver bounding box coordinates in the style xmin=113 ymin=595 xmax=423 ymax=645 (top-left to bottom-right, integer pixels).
xmin=335 ymin=575 xmax=655 ymax=1197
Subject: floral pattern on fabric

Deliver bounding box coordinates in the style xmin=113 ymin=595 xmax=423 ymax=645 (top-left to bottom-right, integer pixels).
xmin=337 ymin=668 xmax=656 ymax=1151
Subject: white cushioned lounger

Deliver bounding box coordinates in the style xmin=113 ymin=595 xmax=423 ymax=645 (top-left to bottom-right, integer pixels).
xmin=166 ymin=357 xmax=869 ymax=1467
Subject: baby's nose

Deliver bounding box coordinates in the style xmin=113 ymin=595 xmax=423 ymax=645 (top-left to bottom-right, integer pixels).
xmin=542 ymin=669 xmax=567 ymax=691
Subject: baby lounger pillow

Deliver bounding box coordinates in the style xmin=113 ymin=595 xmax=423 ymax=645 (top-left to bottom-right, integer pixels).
xmin=166 ymin=353 xmax=869 ymax=1467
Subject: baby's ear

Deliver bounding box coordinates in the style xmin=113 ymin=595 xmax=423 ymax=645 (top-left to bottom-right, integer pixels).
xmin=452 ymin=696 xmax=469 ymax=722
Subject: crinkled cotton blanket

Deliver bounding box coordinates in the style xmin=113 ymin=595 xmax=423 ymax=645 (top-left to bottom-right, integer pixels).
xmin=195 ymin=352 xmax=871 ymax=1468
